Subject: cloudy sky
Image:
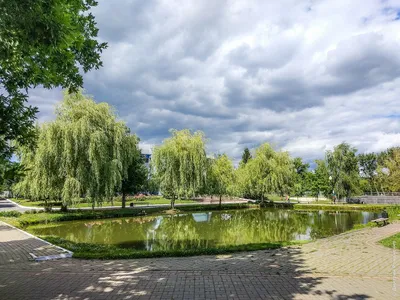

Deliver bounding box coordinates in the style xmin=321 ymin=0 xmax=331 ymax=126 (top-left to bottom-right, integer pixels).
xmin=30 ymin=0 xmax=400 ymax=163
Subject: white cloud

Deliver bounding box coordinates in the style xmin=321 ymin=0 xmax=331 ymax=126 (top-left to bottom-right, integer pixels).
xmin=28 ymin=0 xmax=400 ymax=163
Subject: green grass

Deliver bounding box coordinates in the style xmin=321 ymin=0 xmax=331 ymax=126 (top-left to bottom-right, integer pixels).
xmin=350 ymin=222 xmax=378 ymax=231
xmin=293 ymin=204 xmax=400 ymax=216
xmin=380 ymin=233 xmax=400 ymax=250
xmin=11 ymin=197 xmax=197 ymax=208
xmin=41 ymin=235 xmax=306 ymax=259
xmin=0 ymin=203 xmax=252 ymax=228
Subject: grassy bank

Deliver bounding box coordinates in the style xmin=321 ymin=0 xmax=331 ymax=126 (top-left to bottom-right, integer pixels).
xmin=11 ymin=197 xmax=196 ymax=208
xmin=294 ymin=203 xmax=400 ymax=215
xmin=41 ymin=236 xmax=306 ymax=259
xmin=0 ymin=203 xmax=252 ymax=228
xmin=380 ymin=233 xmax=400 ymax=250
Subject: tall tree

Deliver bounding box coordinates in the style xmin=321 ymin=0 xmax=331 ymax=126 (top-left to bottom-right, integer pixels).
xmin=377 ymin=147 xmax=400 ymax=192
xmin=209 ymin=154 xmax=235 ymax=207
xmin=152 ymin=129 xmax=207 ymax=209
xmin=120 ymin=146 xmax=148 ymax=209
xmin=292 ymin=157 xmax=310 ymax=197
xmin=358 ymin=152 xmax=378 ymax=194
xmin=326 ymin=143 xmax=360 ymax=200
xmin=240 ymin=148 xmax=252 ymax=165
xmin=14 ymin=91 xmax=135 ymax=210
xmin=241 ymin=143 xmax=294 ymax=201
xmin=310 ymin=159 xmax=330 ymax=199
xmin=0 ymin=0 xmax=107 ymax=160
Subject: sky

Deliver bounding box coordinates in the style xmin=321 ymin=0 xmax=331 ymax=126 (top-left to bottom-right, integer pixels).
xmin=29 ymin=0 xmax=400 ymax=163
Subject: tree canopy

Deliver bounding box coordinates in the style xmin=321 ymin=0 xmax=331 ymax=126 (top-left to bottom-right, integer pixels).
xmin=237 ymin=143 xmax=294 ymax=201
xmin=208 ymin=154 xmax=235 ymax=206
xmin=14 ymin=91 xmax=136 ymax=209
xmin=0 ymin=0 xmax=107 ymax=160
xmin=377 ymin=147 xmax=400 ymax=192
xmin=326 ymin=142 xmax=360 ymax=199
xmin=152 ymin=129 xmax=207 ymax=208
xmin=240 ymin=148 xmax=252 ymax=165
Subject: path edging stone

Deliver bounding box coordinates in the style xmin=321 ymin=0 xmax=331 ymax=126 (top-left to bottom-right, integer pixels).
xmin=0 ymin=221 xmax=73 ymax=261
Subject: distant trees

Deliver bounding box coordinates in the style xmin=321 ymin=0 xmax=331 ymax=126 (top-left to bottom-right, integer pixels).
xmin=14 ymin=91 xmax=139 ymax=210
xmin=240 ymin=148 xmax=252 ymax=165
xmin=152 ymin=129 xmax=207 ymax=209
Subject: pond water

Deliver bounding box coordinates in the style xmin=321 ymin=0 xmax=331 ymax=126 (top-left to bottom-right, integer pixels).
xmin=31 ymin=209 xmax=378 ymax=251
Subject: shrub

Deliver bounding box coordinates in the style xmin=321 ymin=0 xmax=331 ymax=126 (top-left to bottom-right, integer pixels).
xmin=0 ymin=211 xmax=22 ymax=217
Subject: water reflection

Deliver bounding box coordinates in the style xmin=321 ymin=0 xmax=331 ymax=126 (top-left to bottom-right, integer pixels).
xmin=31 ymin=209 xmax=378 ymax=251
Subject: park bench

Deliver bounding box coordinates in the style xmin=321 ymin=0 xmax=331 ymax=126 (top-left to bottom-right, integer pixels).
xmin=129 ymin=202 xmax=151 ymax=207
xmin=371 ymin=218 xmax=389 ymax=226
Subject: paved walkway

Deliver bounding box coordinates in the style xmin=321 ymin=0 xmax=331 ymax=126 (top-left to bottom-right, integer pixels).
xmin=0 ymin=222 xmax=72 ymax=264
xmin=0 ymin=223 xmax=399 ymax=299
xmin=0 ymin=198 xmax=30 ymax=212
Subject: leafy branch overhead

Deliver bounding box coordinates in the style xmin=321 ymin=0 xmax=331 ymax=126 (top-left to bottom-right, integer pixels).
xmin=0 ymin=0 xmax=107 ymax=159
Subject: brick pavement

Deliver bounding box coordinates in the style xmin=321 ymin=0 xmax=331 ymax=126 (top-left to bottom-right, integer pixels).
xmin=0 ymin=223 xmax=399 ymax=299
xmin=0 ymin=221 xmax=71 ymax=264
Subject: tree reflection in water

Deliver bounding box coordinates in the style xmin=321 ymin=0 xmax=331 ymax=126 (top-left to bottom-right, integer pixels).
xmin=31 ymin=209 xmax=378 ymax=251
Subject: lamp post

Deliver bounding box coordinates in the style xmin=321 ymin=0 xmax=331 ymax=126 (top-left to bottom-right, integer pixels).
xmin=329 ymin=176 xmax=335 ymax=204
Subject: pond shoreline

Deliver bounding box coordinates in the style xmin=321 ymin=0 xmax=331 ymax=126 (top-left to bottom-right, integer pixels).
xmin=1 ymin=203 xmax=398 ymax=260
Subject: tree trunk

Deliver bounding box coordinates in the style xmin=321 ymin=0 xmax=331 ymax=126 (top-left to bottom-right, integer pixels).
xmin=122 ymin=192 xmax=126 ymax=209
xmin=171 ymin=195 xmax=175 ymax=209
xmin=219 ymin=194 xmax=222 ymax=208
xmin=61 ymin=204 xmax=68 ymax=212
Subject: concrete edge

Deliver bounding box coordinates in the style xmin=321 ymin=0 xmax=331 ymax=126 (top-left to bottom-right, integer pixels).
xmin=0 ymin=221 xmax=73 ymax=260
xmin=5 ymin=198 xmax=43 ymax=210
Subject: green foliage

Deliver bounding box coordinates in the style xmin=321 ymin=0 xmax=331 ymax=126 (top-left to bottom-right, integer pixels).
xmin=358 ymin=152 xmax=378 ymax=193
xmin=0 ymin=210 xmax=22 ymax=217
xmin=41 ymin=235 xmax=294 ymax=259
xmin=120 ymin=146 xmax=148 ymax=208
xmin=208 ymin=154 xmax=235 ymax=205
xmin=0 ymin=160 xmax=24 ymax=193
xmin=0 ymin=0 xmax=107 ymax=159
xmin=326 ymin=142 xmax=361 ymax=200
xmin=310 ymin=159 xmax=330 ymax=198
xmin=152 ymin=129 xmax=207 ymax=208
xmin=14 ymin=91 xmax=137 ymax=208
xmin=380 ymin=232 xmax=400 ymax=250
xmin=236 ymin=143 xmax=294 ymax=200
xmin=240 ymin=147 xmax=252 ymax=165
xmin=292 ymin=157 xmax=311 ymax=197
xmin=377 ymin=147 xmax=400 ymax=192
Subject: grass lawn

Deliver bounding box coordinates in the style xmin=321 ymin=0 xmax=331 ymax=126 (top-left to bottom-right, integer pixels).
xmin=380 ymin=233 xmax=400 ymax=250
xmin=0 ymin=203 xmax=252 ymax=228
xmin=11 ymin=197 xmax=197 ymax=208
xmin=39 ymin=236 xmax=307 ymax=259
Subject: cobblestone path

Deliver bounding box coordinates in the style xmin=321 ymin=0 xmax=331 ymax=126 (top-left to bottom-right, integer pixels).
xmin=0 ymin=222 xmax=399 ymax=299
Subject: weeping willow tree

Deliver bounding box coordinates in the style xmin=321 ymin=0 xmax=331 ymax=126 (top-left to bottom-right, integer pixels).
xmin=237 ymin=143 xmax=294 ymax=201
xmin=15 ymin=91 xmax=138 ymax=210
xmin=152 ymin=129 xmax=207 ymax=209
xmin=208 ymin=154 xmax=235 ymax=207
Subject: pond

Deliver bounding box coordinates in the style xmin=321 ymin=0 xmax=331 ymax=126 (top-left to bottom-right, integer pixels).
xmin=30 ymin=209 xmax=378 ymax=251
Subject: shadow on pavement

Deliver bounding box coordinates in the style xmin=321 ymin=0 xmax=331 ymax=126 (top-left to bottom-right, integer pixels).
xmin=0 ymin=244 xmax=390 ymax=299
